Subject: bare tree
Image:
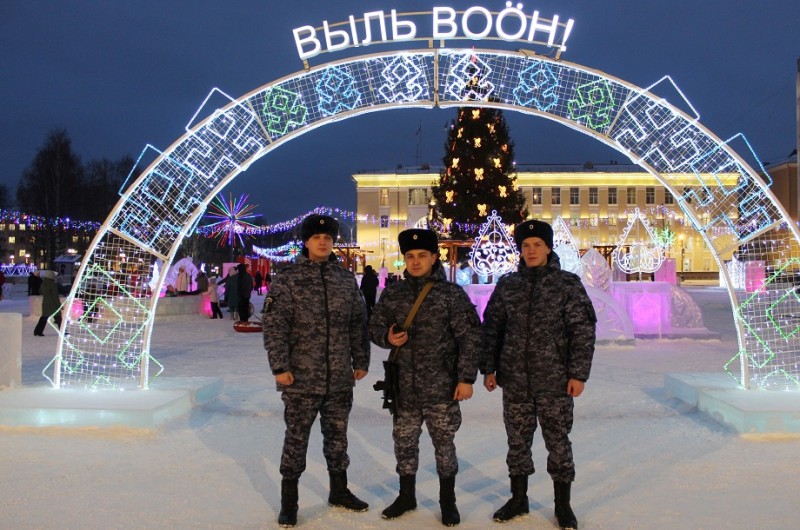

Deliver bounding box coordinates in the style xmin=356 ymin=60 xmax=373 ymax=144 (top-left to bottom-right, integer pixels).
xmin=16 ymin=129 xmax=84 ymax=266
xmin=84 ymin=156 xmax=135 ymax=221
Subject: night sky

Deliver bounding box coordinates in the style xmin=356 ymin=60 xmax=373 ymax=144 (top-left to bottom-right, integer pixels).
xmin=1 ymin=0 xmax=797 ymax=222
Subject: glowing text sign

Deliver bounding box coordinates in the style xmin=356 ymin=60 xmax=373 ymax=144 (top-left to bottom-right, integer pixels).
xmin=293 ymin=5 xmax=575 ymax=61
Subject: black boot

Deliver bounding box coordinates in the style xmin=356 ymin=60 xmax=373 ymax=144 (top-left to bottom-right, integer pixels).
xmin=439 ymin=476 xmax=460 ymax=526
xmin=278 ymin=478 xmax=298 ymax=528
xmin=382 ymin=475 xmax=417 ymax=519
xmin=554 ymin=481 xmax=578 ymax=529
xmin=328 ymin=470 xmax=368 ymax=512
xmin=492 ymin=475 xmax=529 ymax=522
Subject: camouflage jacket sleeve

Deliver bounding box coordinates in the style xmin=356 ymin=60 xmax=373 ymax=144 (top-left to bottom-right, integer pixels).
xmin=368 ymin=286 xmax=394 ymax=350
xmin=562 ymin=274 xmax=597 ymax=382
xmin=262 ymin=276 xmax=292 ymax=374
xmin=449 ymin=286 xmax=481 ymax=383
xmin=348 ymin=275 xmax=371 ymax=372
xmin=479 ymin=277 xmax=509 ymax=375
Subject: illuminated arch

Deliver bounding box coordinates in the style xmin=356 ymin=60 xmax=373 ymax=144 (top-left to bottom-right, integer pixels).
xmin=50 ymin=49 xmax=800 ymax=391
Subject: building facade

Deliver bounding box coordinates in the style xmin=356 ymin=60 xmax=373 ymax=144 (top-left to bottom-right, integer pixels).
xmin=352 ymin=162 xmax=786 ymax=277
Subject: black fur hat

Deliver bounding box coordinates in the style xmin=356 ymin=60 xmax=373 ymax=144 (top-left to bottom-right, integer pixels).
xmin=398 ymin=229 xmax=439 ymax=255
xmin=301 ymin=214 xmax=339 ymax=242
xmin=513 ymin=220 xmax=553 ymax=249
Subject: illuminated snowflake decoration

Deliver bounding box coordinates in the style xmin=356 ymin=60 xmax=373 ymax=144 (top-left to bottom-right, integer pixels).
xmin=552 ymin=216 xmax=583 ymax=277
xmin=469 ymin=211 xmax=518 ymax=279
xmin=202 ymin=193 xmax=259 ymax=248
xmin=611 ymin=208 xmax=665 ymax=274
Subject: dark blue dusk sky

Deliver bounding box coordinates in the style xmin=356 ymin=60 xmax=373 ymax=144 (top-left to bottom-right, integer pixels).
xmin=1 ymin=0 xmax=798 ymax=222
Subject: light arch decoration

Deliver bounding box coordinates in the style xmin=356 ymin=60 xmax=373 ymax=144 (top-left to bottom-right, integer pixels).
xmin=49 ymin=48 xmax=800 ymax=391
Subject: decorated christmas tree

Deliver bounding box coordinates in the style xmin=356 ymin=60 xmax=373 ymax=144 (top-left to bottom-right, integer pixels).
xmin=431 ymin=102 xmax=527 ymax=240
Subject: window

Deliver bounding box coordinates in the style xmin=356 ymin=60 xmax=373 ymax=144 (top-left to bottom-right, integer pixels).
xmin=608 ymin=187 xmax=617 ymax=205
xmin=532 ymin=187 xmax=542 ymax=205
xmin=379 ymin=189 xmax=389 ymax=206
xmin=8 ymin=236 xmax=15 ymax=244
xmin=665 ymin=192 xmax=674 ymax=205
xmin=570 ymin=187 xmax=579 ymax=205
xmin=380 ymin=215 xmax=389 ymax=228
xmin=18 ymin=224 xmax=25 ymax=230
xmin=18 ymin=249 xmax=26 ymax=257
xmin=646 ymin=187 xmax=655 ymax=204
xmin=627 ymin=187 xmax=637 ymax=204
xmin=0 ymin=223 xmax=5 ymax=230
xmin=408 ymin=188 xmax=428 ymax=206
xmin=608 ymin=216 xmax=617 ymax=226
xmin=589 ymin=187 xmax=598 ymax=205
xmin=551 ymin=188 xmax=561 ymax=205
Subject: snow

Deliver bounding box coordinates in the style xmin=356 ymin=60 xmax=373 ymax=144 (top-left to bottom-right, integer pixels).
xmin=1 ymin=283 xmax=799 ymax=529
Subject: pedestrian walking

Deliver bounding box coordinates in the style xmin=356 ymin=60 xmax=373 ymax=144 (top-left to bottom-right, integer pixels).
xmin=33 ymin=271 xmax=62 ymax=336
xmin=206 ymin=277 xmax=224 ymax=319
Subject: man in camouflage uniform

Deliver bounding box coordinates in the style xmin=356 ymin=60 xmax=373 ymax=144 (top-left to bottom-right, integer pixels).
xmin=369 ymin=228 xmax=480 ymax=527
xmin=262 ymin=214 xmax=371 ymax=528
xmin=481 ymin=220 xmax=596 ymax=530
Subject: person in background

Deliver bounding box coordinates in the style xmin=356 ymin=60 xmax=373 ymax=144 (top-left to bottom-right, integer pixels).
xmin=254 ymin=269 xmax=263 ymax=295
xmin=236 ymin=263 xmax=253 ymax=322
xmin=219 ymin=267 xmax=239 ymax=319
xmin=480 ymin=220 xmax=597 ymax=530
xmin=368 ymin=228 xmax=481 ymax=527
xmin=33 ymin=270 xmax=62 ymax=336
xmin=206 ymin=277 xmax=224 ymax=319
xmin=175 ymin=266 xmax=190 ymax=295
xmin=195 ymin=270 xmax=209 ymax=296
xmin=262 ymin=214 xmax=370 ymax=528
xmin=28 ymin=271 xmax=42 ymax=296
xmin=359 ymin=264 xmax=379 ymax=319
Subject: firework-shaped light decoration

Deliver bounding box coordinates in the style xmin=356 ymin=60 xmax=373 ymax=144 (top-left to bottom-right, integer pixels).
xmin=203 ymin=193 xmax=259 ymax=248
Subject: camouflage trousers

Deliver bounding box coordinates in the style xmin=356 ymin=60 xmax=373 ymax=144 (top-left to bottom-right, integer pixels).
xmin=502 ymin=392 xmax=575 ymax=483
xmin=279 ymin=390 xmax=353 ymax=480
xmin=393 ymin=401 xmax=462 ymax=478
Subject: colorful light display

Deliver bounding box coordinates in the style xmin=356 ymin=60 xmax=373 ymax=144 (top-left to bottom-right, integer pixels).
xmin=201 ymin=194 xmax=259 ymax=248
xmin=51 ymin=48 xmax=800 ymax=391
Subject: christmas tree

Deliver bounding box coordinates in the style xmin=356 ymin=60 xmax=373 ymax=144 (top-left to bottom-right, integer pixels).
xmin=431 ymin=103 xmax=527 ymax=239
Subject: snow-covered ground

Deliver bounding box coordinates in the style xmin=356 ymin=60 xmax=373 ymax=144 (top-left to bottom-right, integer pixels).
xmin=1 ymin=283 xmax=798 ymax=529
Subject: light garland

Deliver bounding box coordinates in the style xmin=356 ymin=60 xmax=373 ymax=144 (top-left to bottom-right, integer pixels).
xmin=252 ymin=241 xmax=303 ymax=262
xmin=0 ymin=209 xmax=101 ymax=232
